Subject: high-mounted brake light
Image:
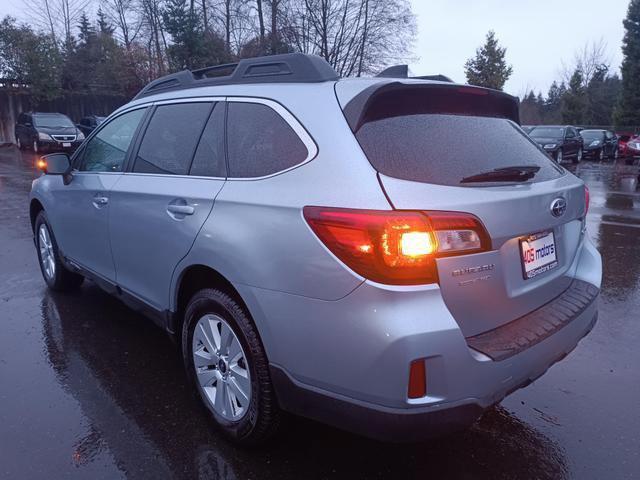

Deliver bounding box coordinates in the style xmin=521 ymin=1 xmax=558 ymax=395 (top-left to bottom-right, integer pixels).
xmin=303 ymin=207 xmax=490 ymax=285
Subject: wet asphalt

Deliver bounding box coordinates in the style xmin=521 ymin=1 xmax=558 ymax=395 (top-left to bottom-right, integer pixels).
xmin=0 ymin=145 xmax=638 ymax=480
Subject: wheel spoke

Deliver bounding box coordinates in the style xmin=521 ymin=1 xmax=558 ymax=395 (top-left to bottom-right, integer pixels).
xmin=225 ymin=382 xmax=236 ymax=416
xmin=193 ymin=348 xmax=216 ymax=367
xmin=214 ymin=381 xmax=226 ymax=414
xmin=197 ymin=322 xmax=217 ymax=355
xmin=228 ymin=376 xmax=249 ymax=407
xmin=197 ymin=368 xmax=220 ymax=388
xmin=220 ymin=323 xmax=233 ymax=354
xmin=227 ymin=337 xmax=242 ymax=363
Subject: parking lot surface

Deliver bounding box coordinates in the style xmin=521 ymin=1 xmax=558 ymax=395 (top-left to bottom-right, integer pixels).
xmin=1 ymin=146 xmax=639 ymax=479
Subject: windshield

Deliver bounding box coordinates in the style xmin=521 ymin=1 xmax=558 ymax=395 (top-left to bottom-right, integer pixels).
xmin=581 ymin=130 xmax=604 ymax=141
xmin=530 ymin=127 xmax=565 ymax=138
xmin=34 ymin=114 xmax=75 ymax=128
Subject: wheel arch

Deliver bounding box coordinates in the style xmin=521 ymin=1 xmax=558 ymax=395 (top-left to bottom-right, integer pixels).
xmin=172 ymin=264 xmax=253 ymax=339
xmin=30 ymin=198 xmax=45 ymax=233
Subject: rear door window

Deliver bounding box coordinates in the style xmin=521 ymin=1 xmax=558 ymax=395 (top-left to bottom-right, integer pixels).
xmin=355 ymin=109 xmax=563 ymax=186
xmin=226 ymin=102 xmax=308 ymax=178
xmin=134 ymin=102 xmax=212 ymax=175
xmin=190 ymin=102 xmax=226 ymax=178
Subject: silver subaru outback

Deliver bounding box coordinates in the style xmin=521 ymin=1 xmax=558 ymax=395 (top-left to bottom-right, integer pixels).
xmin=29 ymin=53 xmax=601 ymax=445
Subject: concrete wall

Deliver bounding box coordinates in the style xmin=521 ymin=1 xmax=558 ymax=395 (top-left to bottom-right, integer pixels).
xmin=0 ymin=90 xmax=127 ymax=144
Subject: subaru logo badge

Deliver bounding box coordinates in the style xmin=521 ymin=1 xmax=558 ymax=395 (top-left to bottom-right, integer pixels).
xmin=550 ymin=197 xmax=567 ymax=217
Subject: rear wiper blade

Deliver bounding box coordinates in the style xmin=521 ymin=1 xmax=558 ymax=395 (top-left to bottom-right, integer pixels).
xmin=461 ymin=166 xmax=541 ymax=184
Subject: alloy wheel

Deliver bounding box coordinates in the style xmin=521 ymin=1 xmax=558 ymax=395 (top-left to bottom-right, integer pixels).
xmin=556 ymin=150 xmax=563 ymax=163
xmin=577 ymin=148 xmax=583 ymax=162
xmin=192 ymin=314 xmax=251 ymax=421
xmin=33 ymin=141 xmax=38 ymax=154
xmin=16 ymin=137 xmax=21 ymax=149
xmin=38 ymin=224 xmax=56 ymax=280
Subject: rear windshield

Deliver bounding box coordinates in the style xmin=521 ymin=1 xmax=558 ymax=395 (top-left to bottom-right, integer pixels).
xmin=356 ymin=114 xmax=564 ymax=186
xmin=581 ymin=130 xmax=604 ymax=140
xmin=529 ymin=127 xmax=564 ymax=138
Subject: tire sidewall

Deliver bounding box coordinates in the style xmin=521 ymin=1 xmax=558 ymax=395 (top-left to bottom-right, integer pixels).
xmin=35 ymin=211 xmax=59 ymax=289
xmin=182 ymin=291 xmax=261 ymax=441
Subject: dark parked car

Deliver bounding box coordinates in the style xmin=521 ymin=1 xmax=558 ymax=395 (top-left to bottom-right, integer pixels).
xmin=528 ymin=125 xmax=583 ymax=163
xmin=580 ymin=129 xmax=618 ymax=161
xmin=76 ymin=115 xmax=106 ymax=136
xmin=15 ymin=112 xmax=85 ymax=154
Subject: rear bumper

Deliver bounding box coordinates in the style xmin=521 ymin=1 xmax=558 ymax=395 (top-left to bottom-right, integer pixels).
xmin=237 ymin=234 xmax=601 ymax=441
xmin=269 ymin=291 xmax=598 ymax=442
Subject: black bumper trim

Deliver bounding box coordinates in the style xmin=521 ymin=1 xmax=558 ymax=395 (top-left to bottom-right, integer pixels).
xmin=270 ymin=365 xmax=483 ymax=442
xmin=466 ymin=279 xmax=599 ymax=361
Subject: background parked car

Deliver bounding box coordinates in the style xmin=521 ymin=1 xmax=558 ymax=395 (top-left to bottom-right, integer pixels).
xmin=15 ymin=112 xmax=85 ymax=154
xmin=626 ymin=135 xmax=640 ymax=164
xmin=580 ymin=129 xmax=618 ymax=161
xmin=528 ymin=125 xmax=583 ymax=163
xmin=521 ymin=125 xmax=535 ymax=134
xmin=76 ymin=115 xmax=106 ymax=136
xmin=616 ymin=132 xmax=635 ymax=158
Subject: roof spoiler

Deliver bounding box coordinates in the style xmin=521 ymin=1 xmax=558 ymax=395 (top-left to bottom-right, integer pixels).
xmin=133 ymin=53 xmax=339 ymax=100
xmin=343 ymin=82 xmax=520 ymax=132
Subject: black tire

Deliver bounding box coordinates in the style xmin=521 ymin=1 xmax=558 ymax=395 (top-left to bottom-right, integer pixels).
xmin=34 ymin=211 xmax=84 ymax=291
xmin=182 ymin=288 xmax=281 ymax=445
xmin=573 ymin=148 xmax=582 ymax=164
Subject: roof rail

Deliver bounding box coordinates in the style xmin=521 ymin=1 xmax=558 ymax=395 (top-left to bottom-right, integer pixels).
xmin=133 ymin=53 xmax=339 ymax=100
xmin=376 ymin=65 xmax=453 ymax=83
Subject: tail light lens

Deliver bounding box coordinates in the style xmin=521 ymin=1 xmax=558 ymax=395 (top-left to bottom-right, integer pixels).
xmin=303 ymin=207 xmax=490 ymax=285
xmin=584 ymin=185 xmax=590 ymax=216
xmin=408 ymin=359 xmax=427 ymax=399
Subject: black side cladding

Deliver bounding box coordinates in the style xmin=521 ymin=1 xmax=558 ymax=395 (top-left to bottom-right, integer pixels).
xmin=133 ymin=53 xmax=339 ymax=100
xmin=342 ymin=82 xmax=521 ymax=132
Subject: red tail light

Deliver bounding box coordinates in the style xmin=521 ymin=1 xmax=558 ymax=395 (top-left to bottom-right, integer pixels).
xmin=584 ymin=185 xmax=590 ymax=216
xmin=303 ymin=207 xmax=490 ymax=285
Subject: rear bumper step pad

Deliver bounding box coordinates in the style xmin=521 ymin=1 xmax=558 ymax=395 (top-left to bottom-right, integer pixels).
xmin=467 ymin=279 xmax=599 ymax=361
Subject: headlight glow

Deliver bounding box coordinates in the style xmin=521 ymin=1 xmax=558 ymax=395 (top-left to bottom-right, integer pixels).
xmin=38 ymin=132 xmax=52 ymax=141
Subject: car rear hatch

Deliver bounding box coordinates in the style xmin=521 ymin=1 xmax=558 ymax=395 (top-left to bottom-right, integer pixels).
xmin=338 ymin=81 xmax=588 ymax=337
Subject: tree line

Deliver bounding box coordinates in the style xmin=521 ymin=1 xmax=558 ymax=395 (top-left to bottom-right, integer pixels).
xmin=0 ymin=0 xmax=416 ymax=100
xmin=465 ymin=0 xmax=640 ymax=128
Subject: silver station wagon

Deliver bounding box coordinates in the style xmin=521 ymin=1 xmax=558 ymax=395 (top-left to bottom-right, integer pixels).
xmin=29 ymin=53 xmax=601 ymax=445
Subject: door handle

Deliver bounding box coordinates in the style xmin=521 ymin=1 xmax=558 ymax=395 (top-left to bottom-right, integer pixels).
xmin=92 ymin=195 xmax=109 ymax=208
xmin=167 ymin=204 xmax=195 ymax=216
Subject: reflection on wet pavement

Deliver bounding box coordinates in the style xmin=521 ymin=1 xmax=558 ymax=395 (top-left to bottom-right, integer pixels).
xmin=1 ymin=148 xmax=639 ymax=479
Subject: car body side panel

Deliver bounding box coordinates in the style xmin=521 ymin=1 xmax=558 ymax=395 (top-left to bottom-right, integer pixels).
xmin=34 ymin=172 xmax=122 ymax=281
xmin=109 ymin=174 xmax=223 ymax=311
xmin=170 ymin=85 xmax=391 ymax=310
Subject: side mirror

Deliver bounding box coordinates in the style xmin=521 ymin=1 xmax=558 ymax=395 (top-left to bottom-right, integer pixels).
xmin=37 ymin=153 xmax=74 ymax=185
xmin=37 ymin=153 xmax=70 ymax=174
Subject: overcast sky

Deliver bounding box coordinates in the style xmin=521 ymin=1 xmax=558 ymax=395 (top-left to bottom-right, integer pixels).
xmin=0 ymin=0 xmax=630 ymax=98
xmin=408 ymin=0 xmax=629 ymax=96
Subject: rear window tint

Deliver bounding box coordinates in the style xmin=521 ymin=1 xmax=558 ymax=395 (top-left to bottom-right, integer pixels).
xmin=227 ymin=102 xmax=307 ymax=178
xmin=190 ymin=103 xmax=226 ymax=178
xmin=356 ymin=114 xmax=563 ymax=186
xmin=134 ymin=102 xmax=212 ymax=175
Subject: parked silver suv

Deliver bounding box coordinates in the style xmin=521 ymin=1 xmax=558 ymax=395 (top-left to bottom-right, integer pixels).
xmin=29 ymin=53 xmax=602 ymax=445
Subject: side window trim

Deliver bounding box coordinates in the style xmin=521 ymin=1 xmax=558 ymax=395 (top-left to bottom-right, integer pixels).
xmin=72 ymin=105 xmax=150 ymax=173
xmin=226 ymin=96 xmax=318 ymax=181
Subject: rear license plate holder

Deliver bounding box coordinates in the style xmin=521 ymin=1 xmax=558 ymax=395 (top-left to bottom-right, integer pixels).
xmin=519 ymin=230 xmax=558 ymax=279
